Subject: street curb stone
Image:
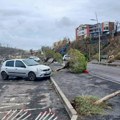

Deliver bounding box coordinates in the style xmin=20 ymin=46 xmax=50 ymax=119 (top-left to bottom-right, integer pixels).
xmin=89 ymin=73 xmax=120 ymax=85
xmin=50 ymin=77 xmax=78 ymax=120
xmin=92 ymin=62 xmax=120 ymax=67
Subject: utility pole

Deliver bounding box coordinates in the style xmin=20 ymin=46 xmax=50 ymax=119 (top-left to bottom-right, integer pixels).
xmin=91 ymin=13 xmax=101 ymax=63
xmin=95 ymin=13 xmax=101 ymax=63
xmin=89 ymin=35 xmax=91 ymax=61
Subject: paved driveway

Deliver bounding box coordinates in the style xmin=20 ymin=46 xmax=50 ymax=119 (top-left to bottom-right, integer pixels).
xmin=0 ymin=77 xmax=69 ymax=120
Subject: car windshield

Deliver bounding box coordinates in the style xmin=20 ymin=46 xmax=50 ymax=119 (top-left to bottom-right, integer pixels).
xmin=65 ymin=55 xmax=70 ymax=57
xmin=23 ymin=59 xmax=39 ymax=66
xmin=29 ymin=56 xmax=37 ymax=59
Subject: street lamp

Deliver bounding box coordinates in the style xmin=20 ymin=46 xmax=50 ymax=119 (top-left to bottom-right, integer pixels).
xmin=90 ymin=13 xmax=101 ymax=63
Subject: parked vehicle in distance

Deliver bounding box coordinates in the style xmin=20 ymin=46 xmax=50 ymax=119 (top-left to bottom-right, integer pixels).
xmin=29 ymin=56 xmax=41 ymax=62
xmin=0 ymin=59 xmax=51 ymax=81
xmin=63 ymin=54 xmax=70 ymax=61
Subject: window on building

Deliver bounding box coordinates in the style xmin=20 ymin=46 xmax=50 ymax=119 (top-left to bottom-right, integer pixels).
xmin=104 ymin=27 xmax=109 ymax=30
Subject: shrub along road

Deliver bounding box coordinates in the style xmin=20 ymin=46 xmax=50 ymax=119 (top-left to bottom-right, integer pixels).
xmin=51 ymin=63 xmax=120 ymax=120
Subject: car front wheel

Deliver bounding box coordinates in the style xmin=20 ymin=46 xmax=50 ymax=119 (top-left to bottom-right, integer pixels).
xmin=28 ymin=72 xmax=36 ymax=81
xmin=1 ymin=71 xmax=9 ymax=80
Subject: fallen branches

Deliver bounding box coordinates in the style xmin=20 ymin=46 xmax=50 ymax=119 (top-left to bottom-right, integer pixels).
xmin=95 ymin=90 xmax=120 ymax=105
xmin=56 ymin=62 xmax=69 ymax=71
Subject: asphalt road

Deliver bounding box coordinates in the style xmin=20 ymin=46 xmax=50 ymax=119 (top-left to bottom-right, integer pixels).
xmin=51 ymin=63 xmax=120 ymax=120
xmin=88 ymin=63 xmax=120 ymax=83
xmin=0 ymin=76 xmax=69 ymax=120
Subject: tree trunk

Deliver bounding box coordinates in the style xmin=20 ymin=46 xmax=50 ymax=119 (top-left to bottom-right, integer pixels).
xmin=95 ymin=90 xmax=120 ymax=105
xmin=56 ymin=61 xmax=69 ymax=71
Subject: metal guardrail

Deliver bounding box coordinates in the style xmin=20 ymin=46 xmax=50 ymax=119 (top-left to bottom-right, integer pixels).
xmin=2 ymin=109 xmax=57 ymax=120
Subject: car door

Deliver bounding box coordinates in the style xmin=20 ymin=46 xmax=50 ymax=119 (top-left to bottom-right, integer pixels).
xmin=5 ymin=60 xmax=15 ymax=76
xmin=15 ymin=60 xmax=27 ymax=77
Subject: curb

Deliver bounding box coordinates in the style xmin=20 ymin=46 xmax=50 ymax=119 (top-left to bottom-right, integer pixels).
xmin=92 ymin=62 xmax=120 ymax=67
xmin=50 ymin=77 xmax=78 ymax=120
xmin=89 ymin=72 xmax=120 ymax=85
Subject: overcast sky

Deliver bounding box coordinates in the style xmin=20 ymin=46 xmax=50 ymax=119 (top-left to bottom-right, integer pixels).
xmin=0 ymin=0 xmax=120 ymax=50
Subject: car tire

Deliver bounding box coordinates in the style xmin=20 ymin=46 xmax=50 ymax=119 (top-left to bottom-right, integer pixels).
xmin=28 ymin=72 xmax=36 ymax=81
xmin=46 ymin=76 xmax=50 ymax=79
xmin=1 ymin=71 xmax=9 ymax=80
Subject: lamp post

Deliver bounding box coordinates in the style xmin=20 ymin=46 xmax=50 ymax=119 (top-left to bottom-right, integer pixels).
xmin=91 ymin=13 xmax=101 ymax=63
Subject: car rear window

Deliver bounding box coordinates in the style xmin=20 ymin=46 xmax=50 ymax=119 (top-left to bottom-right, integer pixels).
xmin=5 ymin=61 xmax=14 ymax=67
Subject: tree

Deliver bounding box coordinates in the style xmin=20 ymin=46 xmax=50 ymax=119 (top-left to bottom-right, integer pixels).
xmin=53 ymin=37 xmax=70 ymax=54
xmin=43 ymin=49 xmax=62 ymax=63
xmin=95 ymin=90 xmax=120 ymax=105
xmin=30 ymin=49 xmax=33 ymax=55
xmin=56 ymin=49 xmax=87 ymax=73
xmin=68 ymin=49 xmax=87 ymax=73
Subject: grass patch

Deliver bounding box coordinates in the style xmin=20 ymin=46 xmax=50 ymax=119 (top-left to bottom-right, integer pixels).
xmin=72 ymin=96 xmax=108 ymax=116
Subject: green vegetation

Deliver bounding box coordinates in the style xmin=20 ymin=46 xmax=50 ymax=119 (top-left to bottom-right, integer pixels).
xmin=53 ymin=52 xmax=62 ymax=63
xmin=53 ymin=37 xmax=70 ymax=55
xmin=68 ymin=49 xmax=87 ymax=73
xmin=73 ymin=96 xmax=108 ymax=116
xmin=92 ymin=53 xmax=99 ymax=61
xmin=44 ymin=49 xmax=62 ymax=63
xmin=44 ymin=49 xmax=55 ymax=59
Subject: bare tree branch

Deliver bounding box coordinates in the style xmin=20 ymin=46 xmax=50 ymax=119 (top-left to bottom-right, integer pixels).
xmin=95 ymin=90 xmax=120 ymax=105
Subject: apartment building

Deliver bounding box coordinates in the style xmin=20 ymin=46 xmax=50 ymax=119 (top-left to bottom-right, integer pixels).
xmin=76 ymin=24 xmax=90 ymax=40
xmin=76 ymin=22 xmax=115 ymax=40
xmin=102 ymin=22 xmax=115 ymax=34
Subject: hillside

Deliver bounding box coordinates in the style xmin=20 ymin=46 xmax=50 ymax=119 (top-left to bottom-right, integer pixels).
xmin=0 ymin=46 xmax=26 ymax=59
xmin=101 ymin=36 xmax=120 ymax=60
xmin=69 ymin=34 xmax=120 ymax=61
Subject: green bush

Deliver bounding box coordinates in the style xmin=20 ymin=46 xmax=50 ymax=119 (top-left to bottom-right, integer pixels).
xmin=73 ymin=96 xmax=107 ymax=116
xmin=44 ymin=49 xmax=62 ymax=62
xmin=68 ymin=49 xmax=87 ymax=73
xmin=53 ymin=52 xmax=62 ymax=63
xmin=92 ymin=53 xmax=99 ymax=61
xmin=44 ymin=49 xmax=55 ymax=59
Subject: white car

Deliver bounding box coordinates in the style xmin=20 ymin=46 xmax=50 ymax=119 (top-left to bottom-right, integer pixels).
xmin=63 ymin=54 xmax=70 ymax=61
xmin=29 ymin=56 xmax=41 ymax=62
xmin=0 ymin=59 xmax=51 ymax=80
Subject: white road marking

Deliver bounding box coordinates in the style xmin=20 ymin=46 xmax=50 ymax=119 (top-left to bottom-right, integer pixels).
xmin=6 ymin=110 xmax=17 ymax=120
xmin=2 ymin=85 xmax=6 ymax=89
xmin=11 ymin=109 xmax=24 ymax=120
xmin=10 ymin=98 xmax=15 ymax=102
xmin=35 ymin=112 xmax=42 ymax=120
xmin=1 ymin=110 xmax=12 ymax=120
xmin=0 ymin=107 xmax=53 ymax=114
xmin=1 ymin=102 xmax=29 ymax=106
xmin=0 ymin=102 xmax=29 ymax=109
xmin=1 ymin=109 xmax=58 ymax=120
xmin=22 ymin=113 xmax=31 ymax=120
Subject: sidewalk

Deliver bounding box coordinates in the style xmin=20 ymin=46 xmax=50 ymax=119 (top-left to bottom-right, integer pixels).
xmin=91 ymin=60 xmax=120 ymax=67
xmin=51 ymin=65 xmax=120 ymax=120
